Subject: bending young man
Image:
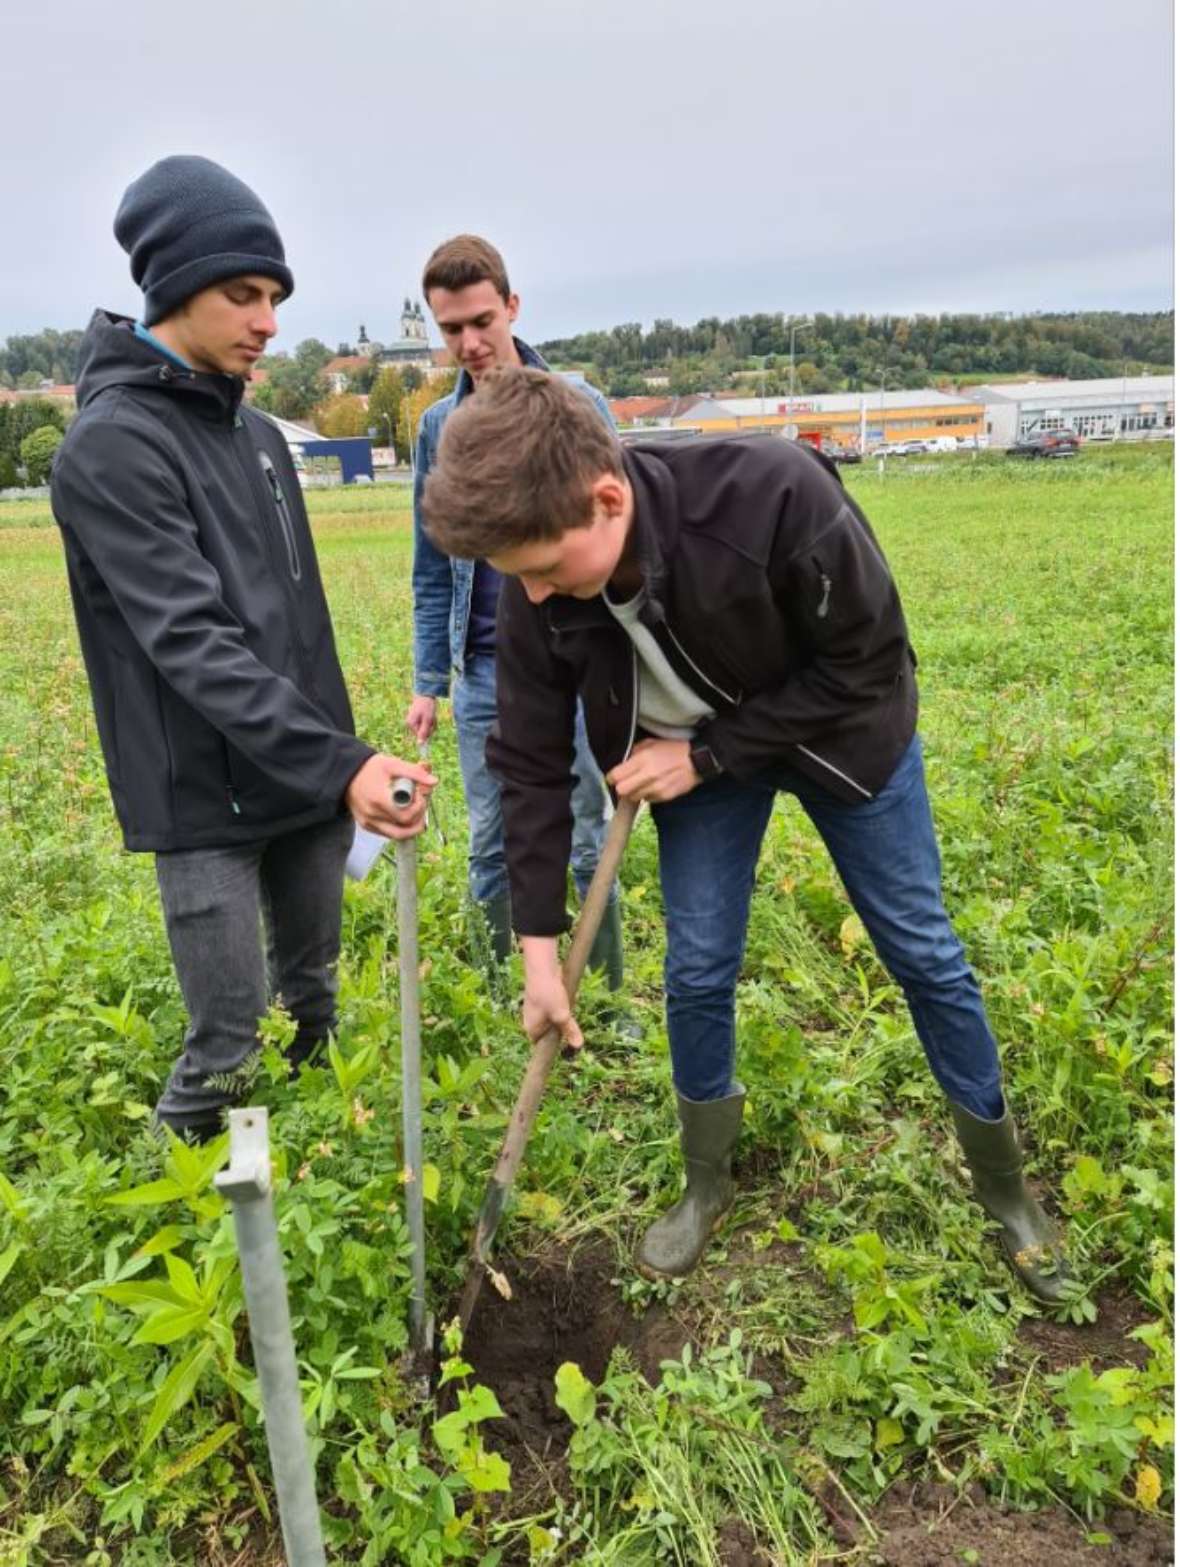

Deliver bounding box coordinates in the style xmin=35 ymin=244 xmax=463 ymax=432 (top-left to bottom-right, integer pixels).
xmin=51 ymin=155 xmax=434 ymax=1142
xmin=406 ymin=235 xmax=630 ymax=1006
xmin=421 ymin=366 xmax=1071 ymax=1304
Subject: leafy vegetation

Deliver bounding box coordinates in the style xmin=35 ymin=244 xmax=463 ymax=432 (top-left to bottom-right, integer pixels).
xmin=0 ymin=446 xmax=1171 ymax=1562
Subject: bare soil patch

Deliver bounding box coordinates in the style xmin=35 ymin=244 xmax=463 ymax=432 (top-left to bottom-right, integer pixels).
xmin=1016 ymin=1283 xmax=1154 ymax=1371
xmin=863 ymin=1483 xmax=1173 ymax=1566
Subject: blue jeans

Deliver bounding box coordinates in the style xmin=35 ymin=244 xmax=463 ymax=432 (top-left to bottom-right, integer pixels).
xmin=652 ymin=735 xmax=1004 ymax=1120
xmin=154 ymin=813 xmax=354 ymax=1127
xmin=453 ymin=652 xmax=612 ymax=906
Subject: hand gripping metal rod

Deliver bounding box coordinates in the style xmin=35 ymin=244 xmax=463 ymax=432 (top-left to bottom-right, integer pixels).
xmin=215 ymin=1108 xmax=325 ymax=1567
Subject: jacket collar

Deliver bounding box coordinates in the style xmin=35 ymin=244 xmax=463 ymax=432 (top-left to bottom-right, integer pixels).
xmin=545 ymin=446 xmax=680 ymax=634
xmin=75 ymin=309 xmax=245 ymax=423
xmin=620 ymin=445 xmax=680 ymax=627
xmin=453 ymin=336 xmax=549 ymax=405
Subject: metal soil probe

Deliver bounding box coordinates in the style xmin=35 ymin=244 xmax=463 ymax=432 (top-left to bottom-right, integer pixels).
xmin=457 ymin=796 xmax=640 ymax=1334
xmin=391 ymin=773 xmax=433 ymax=1366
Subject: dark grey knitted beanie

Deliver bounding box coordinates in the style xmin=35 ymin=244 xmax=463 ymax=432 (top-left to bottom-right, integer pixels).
xmin=114 ymin=155 xmax=295 ymax=325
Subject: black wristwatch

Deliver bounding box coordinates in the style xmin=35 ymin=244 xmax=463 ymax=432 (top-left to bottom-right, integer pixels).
xmin=689 ymin=742 xmax=724 ymax=782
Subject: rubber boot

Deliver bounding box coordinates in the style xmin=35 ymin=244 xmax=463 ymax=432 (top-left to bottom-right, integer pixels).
xmin=473 ymin=891 xmax=514 ymax=972
xmin=637 ymin=1086 xmax=746 ymax=1280
xmin=950 ymin=1099 xmax=1072 ymax=1305
xmin=585 ymin=898 xmax=642 ymax=1041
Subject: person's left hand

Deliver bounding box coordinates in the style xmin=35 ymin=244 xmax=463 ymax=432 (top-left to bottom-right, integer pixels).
xmin=607 ymin=737 xmax=699 ymax=804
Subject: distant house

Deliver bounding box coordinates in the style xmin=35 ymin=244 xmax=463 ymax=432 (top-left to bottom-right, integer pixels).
xmin=608 ymin=395 xmax=675 ymax=426
xmin=0 ymin=382 xmax=76 ymax=408
xmin=323 ymin=356 xmax=372 ymax=395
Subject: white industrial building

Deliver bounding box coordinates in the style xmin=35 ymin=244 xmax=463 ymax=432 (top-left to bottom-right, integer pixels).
xmin=971 ymin=375 xmax=1174 ymax=446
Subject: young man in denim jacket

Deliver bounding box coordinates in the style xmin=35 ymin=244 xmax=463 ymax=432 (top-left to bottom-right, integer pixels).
xmin=406 ymin=236 xmax=630 ymax=1003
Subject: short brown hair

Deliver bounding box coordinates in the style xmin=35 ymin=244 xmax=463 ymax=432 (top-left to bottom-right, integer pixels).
xmin=422 ymin=234 xmax=511 ymax=303
xmin=422 ymin=366 xmax=623 ymax=559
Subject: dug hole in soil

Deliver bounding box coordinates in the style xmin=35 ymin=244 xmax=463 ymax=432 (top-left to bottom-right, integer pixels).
xmin=453 ymin=1239 xmax=688 ymax=1503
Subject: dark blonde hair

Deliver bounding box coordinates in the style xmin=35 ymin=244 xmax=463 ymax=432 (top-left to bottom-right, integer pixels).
xmin=422 ymin=234 xmax=511 ymax=303
xmin=422 ymin=367 xmax=623 ymax=559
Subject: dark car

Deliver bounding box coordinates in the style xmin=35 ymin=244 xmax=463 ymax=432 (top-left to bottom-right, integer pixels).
xmin=821 ymin=442 xmax=863 ymax=464
xmin=1012 ymin=430 xmax=1081 ymax=458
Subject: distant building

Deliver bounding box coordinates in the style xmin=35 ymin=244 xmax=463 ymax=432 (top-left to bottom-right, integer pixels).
xmin=374 ymin=299 xmax=434 ymax=371
xmin=663 ymin=388 xmax=986 ymax=449
xmin=969 ymin=375 xmax=1174 ymax=445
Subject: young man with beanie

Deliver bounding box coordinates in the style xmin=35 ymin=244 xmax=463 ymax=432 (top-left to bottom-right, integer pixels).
xmin=51 ymin=155 xmax=434 ymax=1142
xmin=405 ymin=236 xmax=631 ymax=1015
xmin=421 ymin=365 xmax=1072 ymax=1305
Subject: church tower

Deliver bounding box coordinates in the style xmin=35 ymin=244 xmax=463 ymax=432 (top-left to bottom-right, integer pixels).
xmin=401 ymin=299 xmax=428 ymax=344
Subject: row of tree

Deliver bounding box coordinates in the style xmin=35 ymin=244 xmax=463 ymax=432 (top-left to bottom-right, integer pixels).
xmin=0 ymin=398 xmax=67 ymax=488
xmin=8 ymin=310 xmax=1173 ymax=400
xmin=0 ymin=329 xmax=85 ymax=389
xmin=312 ymin=368 xmax=456 ymax=462
xmin=538 ymin=311 xmax=1175 ymax=397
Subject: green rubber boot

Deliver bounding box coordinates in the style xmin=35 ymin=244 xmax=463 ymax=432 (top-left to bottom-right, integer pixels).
xmin=473 ymin=891 xmax=514 ymax=974
xmin=637 ymin=1086 xmax=745 ymax=1280
xmin=950 ymin=1100 xmax=1072 ymax=1305
xmin=585 ymin=898 xmax=642 ymax=1041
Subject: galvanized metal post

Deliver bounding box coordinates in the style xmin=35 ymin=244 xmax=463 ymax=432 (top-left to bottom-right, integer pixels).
xmin=395 ymin=824 xmax=429 ymax=1358
xmin=215 ymin=1108 xmax=326 ymax=1567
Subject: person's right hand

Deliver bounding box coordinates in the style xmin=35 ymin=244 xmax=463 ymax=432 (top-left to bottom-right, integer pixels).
xmin=405 ymin=695 xmax=438 ymax=744
xmin=345 ymin=754 xmax=437 ymax=839
xmin=520 ymin=935 xmax=583 ymax=1050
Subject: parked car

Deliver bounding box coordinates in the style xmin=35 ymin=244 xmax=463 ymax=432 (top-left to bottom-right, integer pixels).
xmin=1011 ymin=430 xmax=1081 ymax=459
xmin=820 ymin=441 xmax=862 ymax=464
xmin=922 ymin=436 xmax=958 ymax=454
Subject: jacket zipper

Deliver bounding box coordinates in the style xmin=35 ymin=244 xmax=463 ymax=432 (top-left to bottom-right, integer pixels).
xmin=662 ymin=623 xmax=742 ymax=706
xmin=623 ymin=644 xmax=639 ymax=760
xmin=794 ymin=743 xmax=873 ymax=799
xmin=258 ymin=451 xmax=301 ymax=579
xmin=220 ymin=740 xmax=243 ymax=816
xmin=232 ymin=427 xmax=319 ymax=697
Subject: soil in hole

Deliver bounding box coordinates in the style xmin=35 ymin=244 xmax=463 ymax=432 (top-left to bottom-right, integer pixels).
xmin=456 ymin=1240 xmax=690 ymax=1504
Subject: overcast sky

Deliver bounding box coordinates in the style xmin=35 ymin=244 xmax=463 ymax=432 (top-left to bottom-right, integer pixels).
xmin=3 ymin=0 xmax=1173 ymax=350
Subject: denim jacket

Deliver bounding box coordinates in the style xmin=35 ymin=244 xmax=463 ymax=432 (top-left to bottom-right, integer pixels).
xmin=410 ymin=338 xmax=615 ymax=697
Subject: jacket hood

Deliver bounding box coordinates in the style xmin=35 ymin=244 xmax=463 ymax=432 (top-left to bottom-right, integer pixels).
xmin=74 ymin=309 xmax=242 ymax=417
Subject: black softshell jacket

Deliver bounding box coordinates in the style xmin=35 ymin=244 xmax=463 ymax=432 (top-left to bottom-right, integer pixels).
xmin=51 ymin=311 xmax=372 ymax=850
xmin=487 ymin=435 xmax=919 ymax=935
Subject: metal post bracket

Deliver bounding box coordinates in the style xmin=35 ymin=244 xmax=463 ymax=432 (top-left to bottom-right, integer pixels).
xmin=215 ymin=1107 xmax=274 ymax=1201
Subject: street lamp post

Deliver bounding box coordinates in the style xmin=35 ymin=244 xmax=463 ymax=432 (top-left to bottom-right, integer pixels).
xmin=787 ymin=317 xmax=812 ymax=437
xmin=1117 ymin=360 xmax=1128 ymax=441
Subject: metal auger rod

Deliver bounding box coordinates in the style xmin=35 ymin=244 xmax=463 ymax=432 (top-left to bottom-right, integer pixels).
xmin=215 ymin=1107 xmax=326 ymax=1567
xmin=392 ymin=774 xmax=429 ymax=1359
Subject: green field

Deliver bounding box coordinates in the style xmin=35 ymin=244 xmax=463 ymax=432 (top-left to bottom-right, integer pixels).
xmin=0 ymin=447 xmax=1172 ymax=1564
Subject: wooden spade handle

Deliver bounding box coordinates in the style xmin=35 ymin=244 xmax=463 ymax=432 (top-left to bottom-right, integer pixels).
xmin=471 ymin=797 xmax=640 ymax=1260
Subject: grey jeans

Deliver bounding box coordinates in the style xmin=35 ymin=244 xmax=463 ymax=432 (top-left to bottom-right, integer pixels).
xmin=153 ymin=813 xmax=353 ymax=1129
